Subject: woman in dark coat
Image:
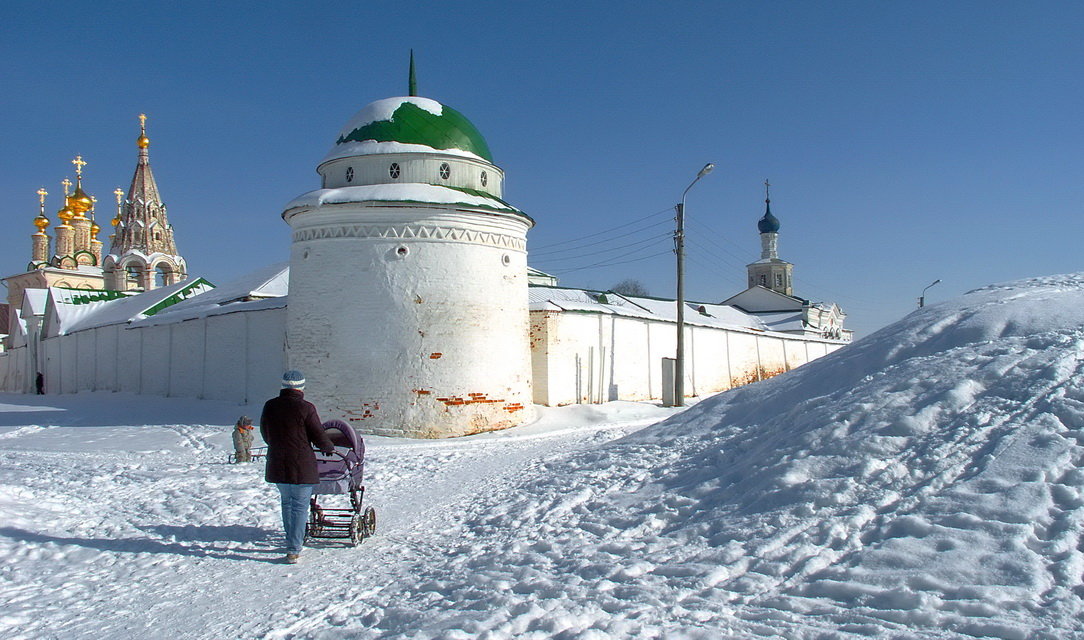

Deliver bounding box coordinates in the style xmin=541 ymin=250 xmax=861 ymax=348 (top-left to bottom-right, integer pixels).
xmin=260 ymin=369 xmax=334 ymax=564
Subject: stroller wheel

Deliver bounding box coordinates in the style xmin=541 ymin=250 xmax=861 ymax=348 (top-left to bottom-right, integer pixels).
xmin=349 ymin=513 xmax=363 ymax=546
xmin=308 ymin=505 xmax=324 ymax=539
xmin=362 ymin=506 xmax=377 ymax=539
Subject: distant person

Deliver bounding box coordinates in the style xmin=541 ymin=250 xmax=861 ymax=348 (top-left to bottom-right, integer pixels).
xmin=260 ymin=370 xmax=334 ymax=564
xmin=232 ymin=416 xmax=255 ymax=463
xmin=35 ymin=372 xmax=44 ymax=395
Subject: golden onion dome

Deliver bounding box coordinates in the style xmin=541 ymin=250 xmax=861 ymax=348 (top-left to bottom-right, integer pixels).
xmin=68 ymin=186 xmax=93 ymax=215
xmin=137 ymin=134 xmax=150 ymax=149
xmin=91 ymin=222 xmax=101 ymax=237
xmin=111 ymin=215 xmax=121 ymax=227
xmin=34 ymin=215 xmax=50 ymax=231
xmin=57 ymin=206 xmax=74 ymax=224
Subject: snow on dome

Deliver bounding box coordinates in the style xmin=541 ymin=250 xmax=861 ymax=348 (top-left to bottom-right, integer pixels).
xmin=321 ymin=96 xmax=493 ymax=164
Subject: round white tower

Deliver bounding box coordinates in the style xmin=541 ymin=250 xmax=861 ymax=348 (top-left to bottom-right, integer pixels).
xmin=282 ymin=95 xmax=535 ymax=438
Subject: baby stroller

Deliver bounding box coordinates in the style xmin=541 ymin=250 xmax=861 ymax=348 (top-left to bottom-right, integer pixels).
xmin=305 ymin=420 xmax=376 ymax=546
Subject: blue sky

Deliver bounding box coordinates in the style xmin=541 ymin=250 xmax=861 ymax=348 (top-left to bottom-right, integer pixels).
xmin=3 ymin=1 xmax=1082 ymax=336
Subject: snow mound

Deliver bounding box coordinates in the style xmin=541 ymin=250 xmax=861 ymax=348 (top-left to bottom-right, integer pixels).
xmin=333 ymin=274 xmax=1084 ymax=638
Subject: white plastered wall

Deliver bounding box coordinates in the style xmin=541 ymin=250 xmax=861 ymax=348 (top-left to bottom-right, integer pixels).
xmin=13 ymin=307 xmax=285 ymax=404
xmin=530 ymin=309 xmax=847 ymax=406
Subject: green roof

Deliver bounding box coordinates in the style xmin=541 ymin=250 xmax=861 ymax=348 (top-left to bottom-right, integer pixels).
xmin=335 ymin=100 xmax=493 ymax=162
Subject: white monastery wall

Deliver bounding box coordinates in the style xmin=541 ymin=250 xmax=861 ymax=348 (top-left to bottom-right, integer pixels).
xmin=169 ymin=321 xmax=205 ymax=398
xmin=76 ymin=332 xmax=96 ymax=391
xmin=140 ymin=327 xmax=171 ymax=396
xmin=530 ymin=309 xmax=847 ymax=406
xmin=94 ymin=326 xmax=119 ymax=391
xmin=244 ymin=310 xmax=287 ymax=404
xmin=7 ymin=306 xmax=285 ymax=404
xmin=203 ymin=314 xmax=246 ymax=402
xmin=0 ymin=293 xmax=845 ymax=416
xmin=687 ymin=326 xmax=730 ymax=397
xmin=0 ymin=350 xmax=28 ymax=393
xmin=117 ymin=327 xmax=142 ymax=394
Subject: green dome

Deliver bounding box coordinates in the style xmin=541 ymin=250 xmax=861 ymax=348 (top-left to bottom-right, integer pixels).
xmin=323 ymin=97 xmax=493 ymax=164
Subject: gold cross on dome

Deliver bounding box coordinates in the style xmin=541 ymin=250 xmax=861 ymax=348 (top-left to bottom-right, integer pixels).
xmin=139 ymin=113 xmax=147 ymax=134
xmin=72 ymin=155 xmax=87 ymax=177
xmin=37 ymin=187 xmax=48 ymax=205
xmin=62 ymin=178 xmax=72 ymax=196
xmin=114 ymin=187 xmax=124 ymax=204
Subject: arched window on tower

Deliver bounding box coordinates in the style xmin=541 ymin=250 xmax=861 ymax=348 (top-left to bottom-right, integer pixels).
xmin=759 ymin=275 xmax=767 ymax=286
xmin=155 ymin=264 xmax=172 ymax=287
xmin=126 ymin=264 xmax=144 ymax=290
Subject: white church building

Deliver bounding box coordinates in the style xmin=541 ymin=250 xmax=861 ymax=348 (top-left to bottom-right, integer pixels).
xmin=0 ymin=78 xmax=850 ymax=438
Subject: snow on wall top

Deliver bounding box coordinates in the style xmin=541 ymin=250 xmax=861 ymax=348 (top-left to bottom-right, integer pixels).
xmin=284 ymin=184 xmax=520 ymax=215
xmin=47 ymin=278 xmax=214 ymax=336
xmin=129 ymin=263 xmax=289 ymax=327
xmin=322 ymin=97 xmax=492 ymax=165
xmin=22 ymin=289 xmax=49 ymax=317
xmin=528 ymin=286 xmax=790 ymax=335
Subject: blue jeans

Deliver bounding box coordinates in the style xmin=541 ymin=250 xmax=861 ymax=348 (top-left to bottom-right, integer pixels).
xmin=276 ymin=483 xmax=315 ymax=554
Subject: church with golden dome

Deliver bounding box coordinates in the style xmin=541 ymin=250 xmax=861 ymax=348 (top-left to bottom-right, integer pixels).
xmin=4 ymin=115 xmax=188 ymax=323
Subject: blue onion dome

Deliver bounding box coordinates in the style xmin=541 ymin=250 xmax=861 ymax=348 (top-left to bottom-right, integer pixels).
xmin=758 ymin=201 xmax=781 ymax=234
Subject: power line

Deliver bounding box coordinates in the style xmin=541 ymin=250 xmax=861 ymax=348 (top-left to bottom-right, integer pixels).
xmin=532 ymin=232 xmax=671 ymax=267
xmin=530 ymin=219 xmax=671 ymax=258
xmin=553 ymin=249 xmax=672 ymax=275
xmin=529 ymin=206 xmax=674 ymax=252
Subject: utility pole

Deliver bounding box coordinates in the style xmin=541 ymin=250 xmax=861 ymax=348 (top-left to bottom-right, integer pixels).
xmin=673 ymin=162 xmax=715 ymax=407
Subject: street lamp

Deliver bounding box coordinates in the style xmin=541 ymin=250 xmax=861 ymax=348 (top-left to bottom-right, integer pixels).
xmin=674 ymin=162 xmax=715 ymax=407
xmin=919 ymin=279 xmax=941 ymax=308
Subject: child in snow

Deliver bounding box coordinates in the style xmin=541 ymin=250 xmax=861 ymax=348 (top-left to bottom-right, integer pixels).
xmin=233 ymin=416 xmax=255 ymax=462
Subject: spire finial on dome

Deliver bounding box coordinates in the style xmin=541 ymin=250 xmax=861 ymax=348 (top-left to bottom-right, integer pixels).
xmin=62 ymin=177 xmax=71 ymax=197
xmin=409 ymin=49 xmax=417 ymax=97
xmin=137 ymin=113 xmax=150 ymax=150
xmin=112 ymin=187 xmax=124 ymax=227
xmin=34 ymin=187 xmax=50 ymax=232
xmin=72 ymin=155 xmax=86 ymax=184
xmin=757 ymin=179 xmax=781 ymax=234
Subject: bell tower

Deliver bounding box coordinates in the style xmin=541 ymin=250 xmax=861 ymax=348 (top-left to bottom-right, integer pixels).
xmin=746 ymin=180 xmax=794 ymax=295
xmin=103 ymin=114 xmax=187 ymax=291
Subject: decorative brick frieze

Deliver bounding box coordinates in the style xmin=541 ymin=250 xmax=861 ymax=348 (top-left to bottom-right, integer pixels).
xmin=292 ymin=222 xmax=527 ymax=251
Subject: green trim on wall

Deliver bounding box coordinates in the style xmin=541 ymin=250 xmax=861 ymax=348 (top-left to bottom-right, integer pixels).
xmin=142 ymin=277 xmax=215 ymax=317
xmin=56 ymin=288 xmax=132 ymax=305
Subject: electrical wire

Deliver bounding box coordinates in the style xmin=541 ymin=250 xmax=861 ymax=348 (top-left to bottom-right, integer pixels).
xmin=529 ymin=206 xmax=674 ymax=252
xmin=530 ymin=220 xmax=672 ymax=258
xmin=553 ymin=249 xmax=672 ymax=275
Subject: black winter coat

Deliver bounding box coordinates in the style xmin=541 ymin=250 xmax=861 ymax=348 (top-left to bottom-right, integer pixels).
xmin=260 ymin=389 xmax=335 ymax=484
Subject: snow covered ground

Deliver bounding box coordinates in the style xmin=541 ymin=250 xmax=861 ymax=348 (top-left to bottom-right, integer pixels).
xmin=3 ymin=273 xmax=1084 ymax=639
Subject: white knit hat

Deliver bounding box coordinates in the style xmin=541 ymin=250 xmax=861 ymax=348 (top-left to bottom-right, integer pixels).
xmin=282 ymin=370 xmax=306 ymax=389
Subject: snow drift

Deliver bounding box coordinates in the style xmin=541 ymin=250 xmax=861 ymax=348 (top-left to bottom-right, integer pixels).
xmin=337 ymin=274 xmax=1084 ymax=639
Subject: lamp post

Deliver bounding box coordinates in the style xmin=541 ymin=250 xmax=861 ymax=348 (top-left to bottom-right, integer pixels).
xmin=919 ymin=279 xmax=941 ymax=308
xmin=674 ymin=162 xmax=715 ymax=407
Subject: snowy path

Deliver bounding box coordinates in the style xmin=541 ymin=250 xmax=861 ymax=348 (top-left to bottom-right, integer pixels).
xmin=0 ymin=398 xmax=672 ymax=640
